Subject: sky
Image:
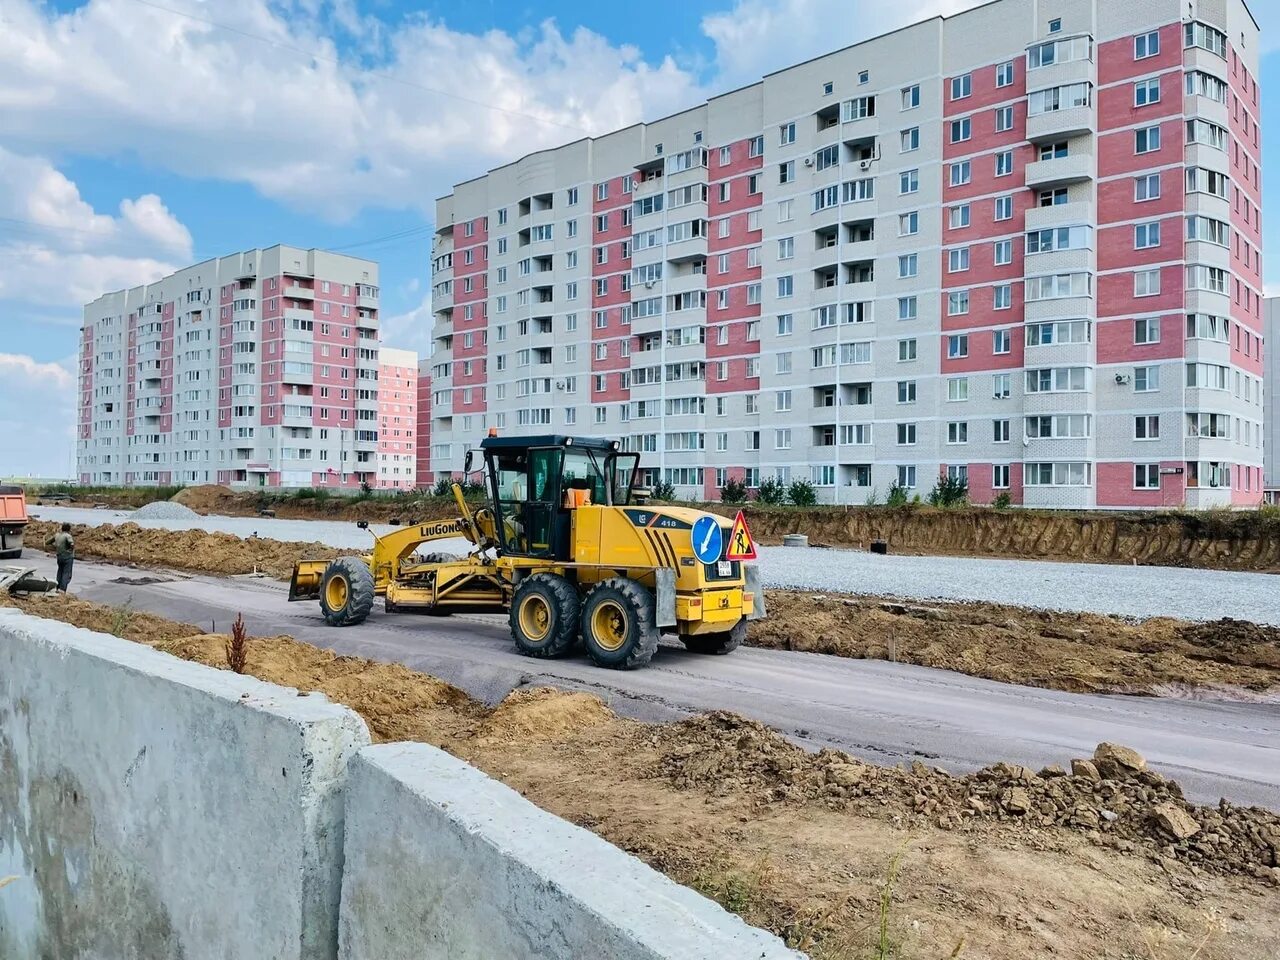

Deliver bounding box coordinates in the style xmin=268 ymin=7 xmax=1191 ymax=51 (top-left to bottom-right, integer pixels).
xmin=0 ymin=0 xmax=1276 ymax=478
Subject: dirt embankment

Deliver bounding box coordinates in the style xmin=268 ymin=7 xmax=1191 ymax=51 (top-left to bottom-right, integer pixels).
xmin=758 ymin=591 xmax=1280 ymax=695
xmin=7 ymin=591 xmax=1279 ymax=960
xmin=38 ymin=483 xmax=1280 ymax=571
xmin=38 ymin=519 xmax=1280 ymax=697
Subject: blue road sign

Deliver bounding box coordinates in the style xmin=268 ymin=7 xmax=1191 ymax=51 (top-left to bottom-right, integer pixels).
xmin=691 ymin=515 xmax=723 ymax=565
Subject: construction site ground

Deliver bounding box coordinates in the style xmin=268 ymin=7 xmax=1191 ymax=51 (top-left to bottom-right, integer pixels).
xmin=32 ymin=483 xmax=1280 ymax=572
xmin=4 ymin=588 xmax=1278 ymax=960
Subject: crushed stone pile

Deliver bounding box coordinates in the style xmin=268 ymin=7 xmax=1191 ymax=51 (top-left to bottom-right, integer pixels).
xmin=133 ymin=500 xmax=200 ymax=520
xmin=655 ymin=713 xmax=1280 ymax=884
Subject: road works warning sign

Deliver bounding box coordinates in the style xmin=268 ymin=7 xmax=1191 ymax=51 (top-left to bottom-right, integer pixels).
xmin=725 ymin=510 xmax=757 ymax=561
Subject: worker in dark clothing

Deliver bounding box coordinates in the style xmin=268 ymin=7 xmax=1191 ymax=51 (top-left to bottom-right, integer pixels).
xmin=46 ymin=522 xmax=75 ymax=592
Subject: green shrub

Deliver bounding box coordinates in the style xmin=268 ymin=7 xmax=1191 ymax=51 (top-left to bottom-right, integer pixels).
xmin=885 ymin=482 xmax=909 ymax=507
xmin=650 ymin=480 xmax=677 ymax=502
xmin=864 ymin=488 xmax=880 ymax=507
xmin=786 ymin=478 xmax=817 ymax=507
xmin=927 ymin=474 xmax=969 ymax=508
xmin=719 ymin=478 xmax=748 ymax=504
xmin=991 ymin=491 xmax=1012 ymax=510
xmin=756 ymin=477 xmax=786 ymax=505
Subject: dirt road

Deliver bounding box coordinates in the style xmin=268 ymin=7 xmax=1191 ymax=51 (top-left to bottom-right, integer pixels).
xmin=23 ymin=552 xmax=1280 ymax=809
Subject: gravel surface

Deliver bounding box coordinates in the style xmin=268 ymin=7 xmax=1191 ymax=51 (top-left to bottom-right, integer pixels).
xmin=30 ymin=505 xmax=1280 ymax=625
xmin=132 ymin=500 xmax=200 ymax=520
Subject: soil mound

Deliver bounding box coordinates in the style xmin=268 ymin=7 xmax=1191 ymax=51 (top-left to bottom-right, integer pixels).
xmin=477 ymin=687 xmax=615 ymax=744
xmin=1181 ymin=617 xmax=1280 ymax=654
xmin=172 ymin=485 xmax=238 ymax=514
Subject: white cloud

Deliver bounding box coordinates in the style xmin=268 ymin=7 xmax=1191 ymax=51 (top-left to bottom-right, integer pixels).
xmin=0 ymin=353 xmax=77 ymax=479
xmin=0 ymin=147 xmax=192 ymax=308
xmin=703 ymin=0 xmax=985 ymax=86
xmin=379 ymin=294 xmax=436 ymax=359
xmin=0 ymin=0 xmax=704 ymax=218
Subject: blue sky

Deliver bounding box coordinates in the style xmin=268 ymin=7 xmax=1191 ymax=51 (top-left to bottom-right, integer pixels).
xmin=1 ymin=0 xmax=1276 ymax=476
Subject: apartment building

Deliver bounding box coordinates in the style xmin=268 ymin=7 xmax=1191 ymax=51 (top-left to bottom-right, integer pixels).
xmin=376 ymin=347 xmax=419 ymax=489
xmin=78 ymin=245 xmax=382 ymax=488
xmin=1264 ymin=296 xmax=1279 ymax=499
xmin=416 ymin=360 xmax=435 ymax=487
xmin=430 ymin=0 xmax=1262 ymax=508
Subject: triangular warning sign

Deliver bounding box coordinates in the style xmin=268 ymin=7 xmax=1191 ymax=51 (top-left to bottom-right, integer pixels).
xmin=725 ymin=510 xmax=757 ymax=561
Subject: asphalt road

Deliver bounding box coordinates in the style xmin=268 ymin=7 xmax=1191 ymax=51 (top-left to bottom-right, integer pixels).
xmin=18 ymin=552 xmax=1279 ymax=809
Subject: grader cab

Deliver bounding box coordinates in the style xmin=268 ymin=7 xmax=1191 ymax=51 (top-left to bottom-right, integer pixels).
xmin=288 ymin=434 xmax=764 ymax=669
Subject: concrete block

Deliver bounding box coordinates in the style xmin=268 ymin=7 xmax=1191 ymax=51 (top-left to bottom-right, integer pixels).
xmin=0 ymin=608 xmax=370 ymax=960
xmin=339 ymin=743 xmax=805 ymax=960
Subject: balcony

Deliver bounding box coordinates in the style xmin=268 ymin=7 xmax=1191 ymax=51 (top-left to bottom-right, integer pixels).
xmin=665 ymin=235 xmax=707 ymax=264
xmin=283 ymin=306 xmax=314 ymax=325
xmin=1025 ymin=105 xmax=1094 ymax=143
xmin=284 ymin=284 xmax=315 ymax=300
xmin=1024 ymin=341 xmax=1093 ymax=368
xmin=357 ymin=295 xmax=379 ymax=310
xmin=1024 ymin=151 xmax=1093 ymax=190
xmin=1024 ymin=200 xmax=1093 ymax=232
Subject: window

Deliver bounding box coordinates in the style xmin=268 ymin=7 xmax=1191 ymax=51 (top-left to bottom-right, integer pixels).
xmin=566 ymin=186 xmax=578 ymax=205
xmin=748 ymin=173 xmax=761 ymax=195
xmin=949 ymin=204 xmax=970 ymax=229
xmin=1039 ymin=187 xmax=1068 ymax=206
xmin=1134 ymin=318 xmax=1160 ymax=344
xmin=1025 ymin=462 xmax=1091 ymax=486
xmin=746 ymin=284 xmax=761 ymax=305
xmin=993 ymin=374 xmax=1011 ymax=399
xmin=1048 ymin=17 xmax=1061 ymax=32
xmin=775 ymin=352 xmax=792 ymax=375
xmin=1135 ymin=125 xmax=1161 ymax=154
xmin=777 ymin=313 xmax=793 ymax=336
xmin=898 ymin=254 xmax=918 ymax=278
xmin=996 ymin=61 xmax=1014 ymax=87
xmin=719 ymin=182 xmax=731 ymax=203
xmin=897 ymin=423 xmax=917 ymax=445
xmin=749 ymin=135 xmax=764 ymax=157
xmin=1184 ymin=21 xmax=1227 ymax=58
xmin=1134 ymin=76 xmax=1161 ymax=106
xmin=947 ymin=378 xmax=969 ymax=402
xmin=995 ymin=151 xmax=1013 ymax=177
xmin=995 ymin=105 xmax=1014 ymax=132
xmin=1134 ymin=366 xmax=1159 ymax=391
xmin=994 ymin=195 xmax=1013 ymax=221
xmin=897 ymin=296 xmax=917 ymax=321
xmin=951 ymin=74 xmax=972 ymax=100
xmin=897 ymin=465 xmax=917 ymax=488
xmin=777 ymin=199 xmax=794 ymax=222
xmin=947 ymin=334 xmax=969 ymax=358
xmin=1134 ymin=464 xmax=1160 ymax=489
xmin=950 ymin=118 xmax=971 ymax=143
xmin=897 ymin=380 xmax=916 ymax=403
xmin=901 ymin=85 xmax=920 ymax=110
xmin=993 ymin=284 xmax=1012 ymax=310
xmin=949 ymin=161 xmax=971 ymax=186
xmin=1135 ymin=31 xmax=1159 ymax=59
xmin=948 ymin=291 xmax=970 ymax=315
xmin=993 ymin=329 xmax=1011 ymax=354
xmin=947 ymin=421 xmax=968 ymax=444
xmin=1134 ymin=269 xmax=1161 ymax=297
xmin=948 ymin=247 xmax=970 ymax=272
xmin=900 ymin=169 xmax=919 ymax=194
xmin=1135 ymin=415 xmax=1160 ymax=440
xmin=1135 ymin=173 xmax=1161 ymax=201
xmin=992 ymin=464 xmax=1011 ymax=489
xmin=901 ymin=127 xmax=920 ymax=152
xmin=899 ymin=212 xmax=919 ymax=236
xmin=775 ymin=390 xmax=792 ymax=412
xmin=1027 ymin=82 xmax=1091 ymax=115
xmin=719 ymin=145 xmax=731 ymax=166
xmin=1025 ymin=367 xmax=1087 ymax=392
xmin=898 ymin=338 xmax=917 ymax=361
xmin=780 ymin=122 xmax=796 ymax=145
xmin=993 ymin=239 xmax=1013 ymax=265
xmin=1134 ymin=222 xmax=1161 ymax=249
xmin=777 ymin=276 xmax=794 ymax=298
xmin=779 ymin=160 xmax=795 ymax=184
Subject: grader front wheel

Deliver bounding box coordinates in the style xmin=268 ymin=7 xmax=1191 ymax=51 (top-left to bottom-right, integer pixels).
xmin=319 ymin=556 xmax=376 ymax=626
xmin=580 ymin=577 xmax=659 ymax=670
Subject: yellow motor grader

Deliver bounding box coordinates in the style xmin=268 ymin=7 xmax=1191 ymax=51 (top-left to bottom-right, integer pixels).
xmin=288 ymin=434 xmax=764 ymax=669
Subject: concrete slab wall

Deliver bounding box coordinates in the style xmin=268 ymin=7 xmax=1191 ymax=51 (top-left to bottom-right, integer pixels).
xmin=338 ymin=743 xmax=806 ymax=960
xmin=0 ymin=608 xmax=371 ymax=960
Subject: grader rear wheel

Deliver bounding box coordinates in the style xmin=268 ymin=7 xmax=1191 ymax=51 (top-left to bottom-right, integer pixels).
xmin=580 ymin=577 xmax=659 ymax=670
xmin=509 ymin=573 xmax=580 ymax=658
xmin=319 ymin=556 xmax=375 ymax=626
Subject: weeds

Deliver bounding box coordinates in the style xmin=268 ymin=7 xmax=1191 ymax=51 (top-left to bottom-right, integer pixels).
xmin=870 ymin=843 xmax=910 ymax=959
xmin=225 ymin=613 xmax=249 ymax=674
xmin=109 ymin=600 xmax=133 ymax=638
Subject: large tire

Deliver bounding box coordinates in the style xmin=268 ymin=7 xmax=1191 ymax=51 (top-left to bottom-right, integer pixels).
xmin=681 ymin=618 xmax=747 ymax=656
xmin=319 ymin=556 xmax=376 ymax=627
xmin=510 ymin=573 xmax=580 ymax=658
xmin=418 ymin=552 xmax=460 ymax=564
xmin=580 ymin=577 xmax=659 ymax=670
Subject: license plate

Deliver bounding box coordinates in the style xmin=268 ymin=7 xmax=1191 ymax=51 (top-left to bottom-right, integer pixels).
xmin=716 ymin=561 xmax=732 ymax=577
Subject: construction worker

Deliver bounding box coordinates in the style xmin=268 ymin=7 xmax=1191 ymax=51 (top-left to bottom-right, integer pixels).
xmin=45 ymin=522 xmax=75 ymax=592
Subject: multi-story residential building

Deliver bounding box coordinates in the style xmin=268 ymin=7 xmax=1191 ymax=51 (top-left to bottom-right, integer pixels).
xmin=376 ymin=347 xmax=418 ymax=489
xmin=416 ymin=360 xmax=434 ymax=487
xmin=78 ymin=245 xmax=382 ymax=489
xmin=430 ymin=0 xmax=1262 ymax=508
xmin=1265 ymin=296 xmax=1279 ymax=499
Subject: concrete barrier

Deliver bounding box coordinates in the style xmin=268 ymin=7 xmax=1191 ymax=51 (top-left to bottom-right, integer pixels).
xmin=338 ymin=743 xmax=805 ymax=960
xmin=0 ymin=608 xmax=370 ymax=960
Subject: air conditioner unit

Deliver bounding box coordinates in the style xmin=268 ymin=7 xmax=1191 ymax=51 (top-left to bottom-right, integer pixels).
xmin=803 ymin=157 xmax=815 ymax=167
xmin=859 ymin=159 xmax=874 ymax=171
xmin=645 ymin=280 xmax=656 ymax=289
xmin=555 ymin=379 xmax=567 ymax=390
xmin=1115 ymin=373 xmax=1131 ymax=384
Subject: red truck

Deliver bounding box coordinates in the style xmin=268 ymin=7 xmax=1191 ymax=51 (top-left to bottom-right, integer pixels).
xmin=0 ymin=485 xmax=29 ymax=558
